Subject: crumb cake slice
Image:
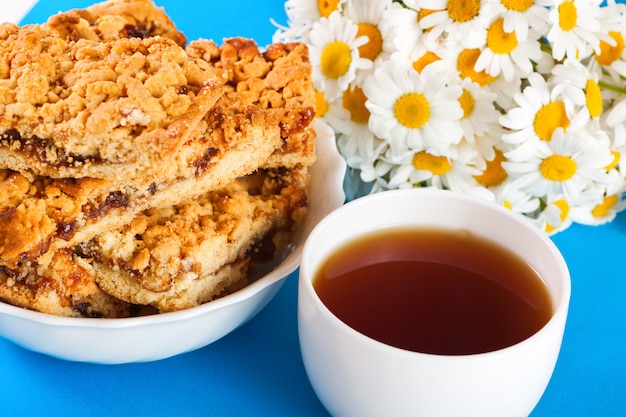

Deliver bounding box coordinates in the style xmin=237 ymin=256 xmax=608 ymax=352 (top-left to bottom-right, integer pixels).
xmin=187 ymin=38 xmax=317 ymax=169
xmin=0 ymin=36 xmax=315 ymax=268
xmin=83 ymin=166 xmax=310 ymax=312
xmin=0 ymin=30 xmax=315 ymax=183
xmin=0 ymin=248 xmax=138 ymax=318
xmin=0 ymin=24 xmax=224 ymax=181
xmin=0 ymin=103 xmax=282 ymax=269
xmin=0 ymin=2 xmax=320 ymax=317
xmin=45 ymin=0 xmax=187 ymax=46
xmin=0 ymin=166 xmax=310 ymax=316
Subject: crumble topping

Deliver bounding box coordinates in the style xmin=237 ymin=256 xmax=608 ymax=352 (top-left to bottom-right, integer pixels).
xmin=0 ymin=23 xmax=223 ymax=179
xmin=46 ymin=0 xmax=187 ymax=46
xmin=0 ymin=0 xmax=317 ymax=317
xmin=87 ymin=167 xmax=310 ymax=312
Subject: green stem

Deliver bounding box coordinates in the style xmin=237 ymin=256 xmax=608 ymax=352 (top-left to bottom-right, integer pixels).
xmin=598 ymin=80 xmax=626 ymax=95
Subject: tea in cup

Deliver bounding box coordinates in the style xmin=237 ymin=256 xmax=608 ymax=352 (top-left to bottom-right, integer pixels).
xmin=298 ymin=188 xmax=570 ymax=417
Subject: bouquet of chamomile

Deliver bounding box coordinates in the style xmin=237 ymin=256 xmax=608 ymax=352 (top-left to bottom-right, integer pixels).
xmin=273 ymin=0 xmax=626 ymax=234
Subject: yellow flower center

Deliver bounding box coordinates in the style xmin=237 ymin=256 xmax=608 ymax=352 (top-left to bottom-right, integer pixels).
xmin=501 ymin=0 xmax=534 ymax=12
xmin=592 ymin=194 xmax=618 ymax=218
xmin=606 ymin=150 xmax=620 ymax=172
xmin=413 ymin=51 xmax=440 ymax=73
xmin=534 ymin=101 xmax=570 ymax=141
xmin=540 ymin=155 xmax=577 ymax=181
xmin=320 ymin=41 xmax=352 ymax=79
xmin=473 ymin=149 xmax=507 ymax=186
xmin=412 ymin=151 xmax=452 ymax=175
xmin=356 ymin=23 xmax=383 ymax=61
xmin=457 ymin=49 xmax=496 ymax=86
xmin=487 ymin=18 xmax=518 ymax=54
xmin=447 ymin=0 xmax=481 ymax=23
xmin=585 ymin=79 xmax=603 ymax=118
xmin=394 ymin=93 xmax=430 ymax=129
xmin=315 ymin=89 xmax=329 ymax=118
xmin=558 ymin=1 xmax=578 ymax=32
xmin=545 ymin=199 xmax=570 ymax=233
xmin=342 ymin=86 xmax=370 ymax=124
xmin=595 ymin=31 xmax=625 ymax=66
xmin=318 ymin=0 xmax=340 ymax=18
xmin=458 ymin=89 xmax=475 ymax=119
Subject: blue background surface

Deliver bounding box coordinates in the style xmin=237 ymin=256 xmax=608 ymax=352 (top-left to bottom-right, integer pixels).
xmin=1 ymin=1 xmax=625 ymax=415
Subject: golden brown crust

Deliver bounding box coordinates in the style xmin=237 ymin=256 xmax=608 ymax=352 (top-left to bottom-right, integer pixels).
xmin=0 ymin=5 xmax=317 ymax=317
xmin=45 ymin=0 xmax=187 ymax=46
xmin=0 ymin=31 xmax=314 ymax=183
xmin=0 ymin=24 xmax=223 ymax=181
xmin=0 ymin=248 xmax=137 ymax=318
xmin=85 ymin=167 xmax=310 ymax=312
xmin=93 ymin=258 xmax=251 ymax=313
xmin=187 ymin=38 xmax=317 ymax=168
xmin=264 ymin=125 xmax=316 ymax=169
xmin=0 ymin=103 xmax=282 ymax=268
xmin=0 ymin=166 xmax=309 ymax=316
xmin=0 ymin=35 xmax=317 ymax=269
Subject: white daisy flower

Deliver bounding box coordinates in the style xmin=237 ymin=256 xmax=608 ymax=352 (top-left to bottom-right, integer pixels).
xmin=606 ymin=99 xmax=626 ymax=150
xmin=455 ymin=47 xmax=497 ymax=86
xmin=415 ymin=0 xmax=489 ymax=48
xmin=404 ymin=32 xmax=459 ymax=76
xmin=546 ymin=0 xmax=605 ymax=61
xmin=274 ymin=0 xmax=626 ymax=235
xmin=534 ymin=195 xmax=574 ymax=235
xmin=444 ymin=84 xmax=503 ymax=168
xmin=481 ymin=0 xmax=552 ymax=42
xmin=500 ymin=72 xmax=585 ymax=162
xmin=363 ymin=156 xmax=398 ymax=192
xmin=450 ymin=46 xmax=521 ymax=109
xmin=335 ymin=84 xmax=388 ymax=173
xmin=308 ymin=11 xmax=372 ymax=101
xmin=550 ymin=59 xmax=604 ymax=125
xmin=363 ymin=60 xmax=464 ymax=161
xmin=423 ymin=156 xmax=482 ymax=192
xmin=344 ymin=0 xmax=398 ymax=84
xmin=601 ymin=109 xmax=626 ymax=195
xmin=502 ymin=128 xmax=613 ymax=201
xmin=472 ymin=147 xmax=509 ymax=187
xmin=474 ymin=17 xmax=543 ymax=80
xmin=454 ymin=78 xmax=500 ymax=155
xmin=569 ymin=173 xmax=626 ymax=226
xmin=337 ymin=83 xmax=371 ymax=128
xmin=384 ymin=153 xmax=435 ymax=189
xmin=538 ymin=188 xmax=608 ymax=234
xmin=495 ymin=183 xmax=542 ymax=215
xmin=385 ymin=150 xmax=481 ymax=192
xmin=314 ymin=89 xmax=353 ymax=136
xmin=381 ymin=2 xmax=422 ymax=57
xmin=593 ymin=29 xmax=626 ymax=79
xmin=335 ymin=85 xmax=388 ymax=177
xmin=337 ymin=125 xmax=387 ymax=172
xmin=273 ymin=0 xmax=346 ymax=42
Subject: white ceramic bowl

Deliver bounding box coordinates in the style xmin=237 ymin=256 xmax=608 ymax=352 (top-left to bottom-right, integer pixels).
xmin=298 ymin=188 xmax=571 ymax=417
xmin=0 ymin=120 xmax=346 ymax=364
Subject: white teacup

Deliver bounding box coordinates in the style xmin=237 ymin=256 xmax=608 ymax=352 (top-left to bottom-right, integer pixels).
xmin=298 ymin=188 xmax=570 ymax=417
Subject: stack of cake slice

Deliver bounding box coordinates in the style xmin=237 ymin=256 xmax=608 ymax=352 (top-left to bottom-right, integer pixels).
xmin=0 ymin=0 xmax=316 ymax=317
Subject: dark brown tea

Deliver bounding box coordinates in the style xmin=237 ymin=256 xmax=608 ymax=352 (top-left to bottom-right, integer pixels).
xmin=313 ymin=227 xmax=553 ymax=355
